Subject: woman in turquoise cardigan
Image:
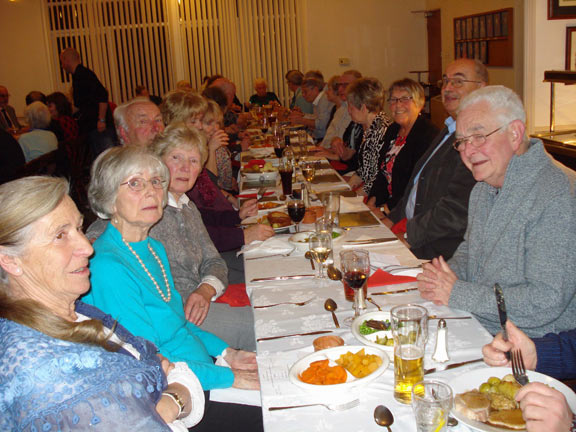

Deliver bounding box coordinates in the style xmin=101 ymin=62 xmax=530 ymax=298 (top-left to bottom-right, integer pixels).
xmin=83 ymin=146 xmax=259 ymax=393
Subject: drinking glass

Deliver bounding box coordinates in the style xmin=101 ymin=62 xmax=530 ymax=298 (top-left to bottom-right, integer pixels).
xmin=301 ymin=160 xmax=316 ymax=182
xmin=412 ymin=380 xmax=453 ymax=432
xmin=341 ymin=250 xmax=369 ymax=325
xmin=287 ymin=199 xmax=306 ymax=232
xmin=273 ymin=136 xmax=285 ymax=158
xmin=322 ymin=192 xmax=340 ymax=225
xmin=308 ymin=232 xmax=332 ymax=279
xmin=297 ymin=130 xmax=309 ymax=159
xmin=279 ymin=153 xmax=294 ymax=196
xmin=260 ymin=115 xmax=269 ymax=133
xmin=391 ymin=304 xmax=428 ymax=404
xmin=315 ymin=215 xmax=333 ymax=236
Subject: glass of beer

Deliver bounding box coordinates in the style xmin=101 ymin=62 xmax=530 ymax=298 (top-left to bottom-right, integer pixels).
xmin=391 ymin=304 xmax=428 ymax=404
xmin=412 ymin=380 xmax=453 ymax=432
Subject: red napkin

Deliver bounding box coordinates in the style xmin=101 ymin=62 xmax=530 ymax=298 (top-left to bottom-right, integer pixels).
xmin=238 ymin=190 xmax=275 ymax=199
xmin=330 ymin=160 xmax=348 ymax=171
xmin=391 ymin=218 xmax=407 ymax=235
xmin=367 ymin=269 xmax=417 ymax=287
xmin=244 ymin=159 xmax=266 ymax=168
xmin=215 ymin=283 xmax=251 ymax=307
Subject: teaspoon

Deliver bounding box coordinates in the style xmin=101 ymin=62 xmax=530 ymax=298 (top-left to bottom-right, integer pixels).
xmin=326 ymin=264 xmax=342 ymax=281
xmin=374 ymin=404 xmax=394 ymax=431
xmin=324 ymin=298 xmax=340 ymax=328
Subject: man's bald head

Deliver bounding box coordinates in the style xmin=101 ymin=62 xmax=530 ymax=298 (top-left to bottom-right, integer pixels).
xmin=59 ymin=48 xmax=81 ymax=74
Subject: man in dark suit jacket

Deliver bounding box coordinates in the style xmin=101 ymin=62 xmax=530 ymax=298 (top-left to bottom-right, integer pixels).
xmin=0 ymin=86 xmax=22 ymax=131
xmin=384 ymin=59 xmax=488 ymax=260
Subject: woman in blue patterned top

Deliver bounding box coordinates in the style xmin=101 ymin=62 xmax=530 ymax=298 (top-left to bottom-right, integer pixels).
xmin=0 ymin=176 xmax=203 ymax=431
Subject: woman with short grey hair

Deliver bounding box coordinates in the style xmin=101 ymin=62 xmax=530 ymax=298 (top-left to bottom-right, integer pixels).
xmin=18 ymin=101 xmax=58 ymax=162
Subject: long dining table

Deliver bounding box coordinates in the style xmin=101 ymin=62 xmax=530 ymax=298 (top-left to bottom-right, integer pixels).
xmin=238 ymin=145 xmax=493 ymax=431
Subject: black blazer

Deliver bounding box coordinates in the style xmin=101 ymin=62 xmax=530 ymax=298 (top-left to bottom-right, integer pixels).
xmin=388 ymin=126 xmax=476 ymax=260
xmin=369 ymin=115 xmax=439 ymax=209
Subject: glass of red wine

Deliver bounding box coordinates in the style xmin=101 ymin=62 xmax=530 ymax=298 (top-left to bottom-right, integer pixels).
xmin=340 ymin=249 xmax=370 ymax=325
xmin=287 ymin=199 xmax=306 ymax=233
xmin=279 ymin=152 xmax=294 ymax=197
xmin=273 ymin=136 xmax=285 ymax=158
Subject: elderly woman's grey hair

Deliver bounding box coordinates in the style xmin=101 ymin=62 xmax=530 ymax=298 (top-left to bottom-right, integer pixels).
xmin=24 ymin=102 xmax=52 ymax=129
xmin=285 ymin=70 xmax=304 ymax=86
xmin=457 ymin=85 xmax=527 ymax=143
xmin=0 ymin=176 xmax=68 ymax=283
xmin=113 ymin=97 xmax=151 ymax=144
xmin=388 ymin=78 xmax=426 ymax=110
xmin=346 ymin=77 xmax=385 ymax=113
xmin=89 ymin=146 xmax=169 ymax=219
xmin=151 ymin=122 xmax=209 ymax=166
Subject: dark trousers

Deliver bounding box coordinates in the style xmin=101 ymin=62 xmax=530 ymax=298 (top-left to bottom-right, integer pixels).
xmin=190 ymin=391 xmax=263 ymax=432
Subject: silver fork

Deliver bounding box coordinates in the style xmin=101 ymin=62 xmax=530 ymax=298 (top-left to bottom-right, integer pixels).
xmin=254 ymin=297 xmax=314 ymax=309
xmin=268 ymin=399 xmax=360 ymax=411
xmin=511 ymin=349 xmax=529 ymax=385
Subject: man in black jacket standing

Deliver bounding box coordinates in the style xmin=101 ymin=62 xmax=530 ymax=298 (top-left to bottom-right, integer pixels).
xmin=60 ymin=48 xmax=116 ymax=160
xmin=383 ymin=59 xmax=488 ymax=260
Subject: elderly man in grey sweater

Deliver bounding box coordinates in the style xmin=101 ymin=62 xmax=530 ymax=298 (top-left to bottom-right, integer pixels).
xmin=417 ymin=86 xmax=576 ymax=338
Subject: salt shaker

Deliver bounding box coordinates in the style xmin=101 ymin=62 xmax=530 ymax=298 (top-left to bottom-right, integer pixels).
xmin=432 ymin=319 xmax=450 ymax=363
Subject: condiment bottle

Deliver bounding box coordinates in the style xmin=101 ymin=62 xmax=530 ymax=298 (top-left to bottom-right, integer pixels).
xmin=432 ymin=319 xmax=450 ymax=363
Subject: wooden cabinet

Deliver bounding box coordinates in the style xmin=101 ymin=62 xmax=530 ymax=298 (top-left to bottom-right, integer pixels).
xmin=453 ymin=8 xmax=513 ymax=67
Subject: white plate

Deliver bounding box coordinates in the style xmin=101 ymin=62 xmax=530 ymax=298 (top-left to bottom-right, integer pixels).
xmin=449 ymin=367 xmax=576 ymax=432
xmin=288 ymin=228 xmax=345 ymax=251
xmin=351 ymin=311 xmax=394 ymax=359
xmin=289 ymin=345 xmax=389 ymax=392
xmin=243 ymin=171 xmax=278 ymax=182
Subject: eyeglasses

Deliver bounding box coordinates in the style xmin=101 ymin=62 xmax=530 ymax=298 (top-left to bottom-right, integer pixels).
xmin=388 ymin=96 xmax=413 ymax=104
xmin=437 ymin=76 xmax=483 ymax=89
xmin=453 ymin=125 xmax=505 ymax=151
xmin=120 ymin=177 xmax=165 ymax=191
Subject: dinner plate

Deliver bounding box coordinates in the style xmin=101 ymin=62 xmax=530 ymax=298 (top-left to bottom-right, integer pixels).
xmin=449 ymin=367 xmax=576 ymax=432
xmin=243 ymin=171 xmax=278 ymax=182
xmin=350 ymin=311 xmax=394 ymax=359
xmin=289 ymin=345 xmax=389 ymax=392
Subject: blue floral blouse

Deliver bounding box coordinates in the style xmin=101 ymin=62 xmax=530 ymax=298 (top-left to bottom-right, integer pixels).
xmin=0 ymin=301 xmax=171 ymax=431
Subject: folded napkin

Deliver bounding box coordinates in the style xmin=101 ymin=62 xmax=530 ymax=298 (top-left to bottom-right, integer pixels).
xmin=330 ymin=160 xmax=348 ymax=171
xmin=215 ymin=283 xmax=251 ymax=307
xmin=340 ymin=195 xmax=366 ymax=213
xmin=367 ymin=269 xmax=417 ymax=287
xmin=239 ymin=236 xmax=295 ymax=258
xmin=238 ymin=189 xmax=276 ymax=199
xmin=369 ymin=252 xmax=401 ymax=267
xmin=244 ymin=159 xmax=266 ymax=168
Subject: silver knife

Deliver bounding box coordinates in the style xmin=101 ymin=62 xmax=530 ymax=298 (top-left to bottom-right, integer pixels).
xmin=371 ymin=288 xmax=419 ymax=295
xmin=250 ymin=274 xmax=315 ymax=282
xmin=424 ymin=358 xmax=484 ymax=375
xmin=257 ymin=330 xmax=332 ymax=342
xmin=493 ymin=282 xmax=511 ymax=360
xmin=346 ymin=238 xmax=397 ymax=243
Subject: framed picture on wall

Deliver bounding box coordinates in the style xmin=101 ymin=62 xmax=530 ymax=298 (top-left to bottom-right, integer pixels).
xmin=566 ymin=26 xmax=576 ymax=70
xmin=549 ymin=0 xmax=576 ymax=20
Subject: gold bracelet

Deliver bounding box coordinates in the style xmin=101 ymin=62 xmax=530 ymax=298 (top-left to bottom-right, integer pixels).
xmin=162 ymin=391 xmax=185 ymax=418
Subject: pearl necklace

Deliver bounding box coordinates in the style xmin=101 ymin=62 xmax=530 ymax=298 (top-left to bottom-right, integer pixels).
xmin=122 ymin=238 xmax=171 ymax=303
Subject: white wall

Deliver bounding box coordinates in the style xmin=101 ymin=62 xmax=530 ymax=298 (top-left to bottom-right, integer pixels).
xmin=0 ymin=0 xmax=53 ymax=119
xmin=303 ymin=0 xmax=429 ymax=87
xmin=524 ymin=0 xmax=576 ymax=132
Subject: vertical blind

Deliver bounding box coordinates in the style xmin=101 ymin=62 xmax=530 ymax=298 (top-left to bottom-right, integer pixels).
xmin=44 ymin=0 xmax=306 ymax=106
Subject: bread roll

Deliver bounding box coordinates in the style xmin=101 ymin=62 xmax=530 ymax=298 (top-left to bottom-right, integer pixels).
xmin=313 ymin=336 xmax=344 ymax=351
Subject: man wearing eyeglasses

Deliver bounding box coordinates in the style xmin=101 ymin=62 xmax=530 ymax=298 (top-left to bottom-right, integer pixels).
xmin=384 ymin=58 xmax=486 ymax=260
xmin=418 ymin=85 xmax=576 ymax=338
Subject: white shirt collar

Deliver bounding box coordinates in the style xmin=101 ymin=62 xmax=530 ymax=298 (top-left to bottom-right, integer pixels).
xmin=312 ymin=90 xmax=324 ymax=106
xmin=168 ymin=192 xmax=190 ymax=209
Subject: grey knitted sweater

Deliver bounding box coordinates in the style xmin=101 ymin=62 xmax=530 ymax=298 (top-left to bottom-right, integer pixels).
xmin=449 ymin=139 xmax=576 ymax=338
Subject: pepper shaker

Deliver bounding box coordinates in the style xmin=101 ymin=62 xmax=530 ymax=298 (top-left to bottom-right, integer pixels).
xmin=432 ymin=319 xmax=450 ymax=363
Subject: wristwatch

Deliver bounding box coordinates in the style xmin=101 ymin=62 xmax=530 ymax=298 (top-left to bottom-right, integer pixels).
xmin=162 ymin=391 xmax=186 ymax=418
xmin=98 ymin=118 xmax=106 ymax=123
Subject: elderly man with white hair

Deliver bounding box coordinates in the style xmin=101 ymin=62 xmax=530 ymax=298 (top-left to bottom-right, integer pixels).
xmin=17 ymin=102 xmax=58 ymax=162
xmin=114 ymin=98 xmax=164 ymax=148
xmin=417 ymin=85 xmax=576 ymax=338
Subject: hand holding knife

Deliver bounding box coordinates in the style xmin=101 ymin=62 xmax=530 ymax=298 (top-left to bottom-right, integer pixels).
xmin=493 ymin=283 xmax=511 ymax=360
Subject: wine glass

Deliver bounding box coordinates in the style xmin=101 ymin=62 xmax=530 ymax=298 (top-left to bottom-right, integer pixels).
xmin=322 ymin=192 xmax=340 ymax=225
xmin=301 ymin=160 xmax=316 ymax=183
xmin=308 ymin=232 xmax=332 ymax=278
xmin=260 ymin=115 xmax=269 ymax=134
xmin=315 ymin=215 xmax=333 ymax=236
xmin=287 ymin=199 xmax=306 ymax=233
xmin=341 ymin=249 xmax=370 ymax=325
xmin=273 ymin=136 xmax=285 ymax=158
